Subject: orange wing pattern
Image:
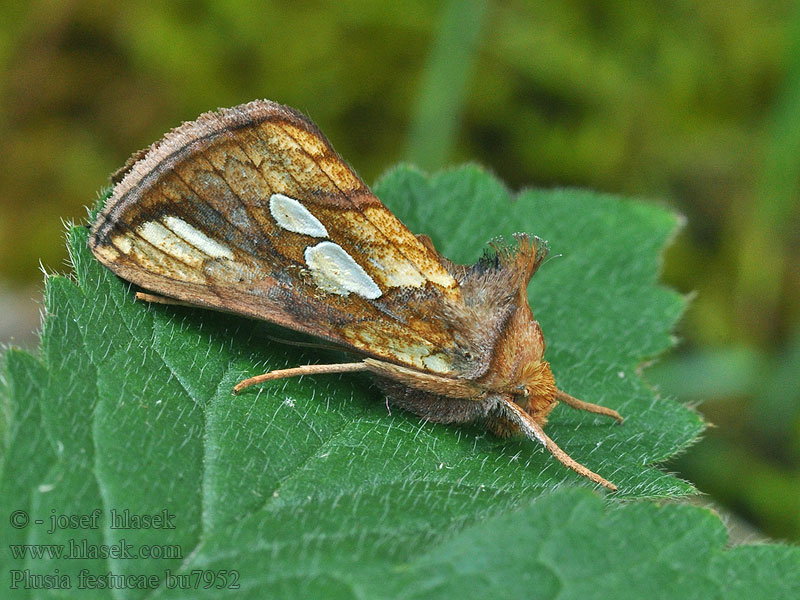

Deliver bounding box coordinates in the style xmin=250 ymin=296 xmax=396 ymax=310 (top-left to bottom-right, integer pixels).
xmin=90 ymin=100 xmax=471 ymax=374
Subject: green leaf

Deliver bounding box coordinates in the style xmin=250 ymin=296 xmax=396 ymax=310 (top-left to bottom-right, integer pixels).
xmin=381 ymin=488 xmax=800 ymax=600
xmin=4 ymin=165 xmax=794 ymax=598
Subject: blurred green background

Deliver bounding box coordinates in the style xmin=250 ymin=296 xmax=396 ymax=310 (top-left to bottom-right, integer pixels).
xmin=1 ymin=1 xmax=798 ymax=542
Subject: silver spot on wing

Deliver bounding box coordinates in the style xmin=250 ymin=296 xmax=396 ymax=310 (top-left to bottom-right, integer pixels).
xmin=304 ymin=241 xmax=381 ymax=299
xmin=269 ymin=193 xmax=329 ymax=238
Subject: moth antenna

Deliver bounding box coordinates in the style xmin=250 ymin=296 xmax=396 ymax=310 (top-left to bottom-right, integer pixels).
xmin=233 ymin=362 xmax=369 ymax=394
xmin=135 ymin=291 xmax=197 ymax=308
xmin=498 ymin=398 xmax=617 ymax=491
xmin=263 ymin=333 xmax=349 ymax=353
xmin=556 ymin=390 xmax=624 ymax=423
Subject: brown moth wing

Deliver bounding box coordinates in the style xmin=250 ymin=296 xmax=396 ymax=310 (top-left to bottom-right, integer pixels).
xmin=90 ymin=100 xmax=487 ymax=376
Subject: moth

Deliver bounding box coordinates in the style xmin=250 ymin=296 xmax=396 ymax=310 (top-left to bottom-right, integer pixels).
xmin=90 ymin=99 xmax=623 ymax=490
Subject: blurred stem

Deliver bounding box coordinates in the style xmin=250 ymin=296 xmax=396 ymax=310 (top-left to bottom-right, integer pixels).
xmin=677 ymin=437 xmax=800 ymax=541
xmin=735 ymin=5 xmax=800 ymax=333
xmin=649 ymin=333 xmax=800 ymax=445
xmin=645 ymin=346 xmax=766 ymax=400
xmin=405 ymin=0 xmax=489 ymax=169
xmin=750 ymin=319 xmax=800 ymax=445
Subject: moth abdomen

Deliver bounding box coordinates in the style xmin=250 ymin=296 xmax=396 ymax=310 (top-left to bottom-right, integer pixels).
xmin=374 ymin=379 xmax=495 ymax=425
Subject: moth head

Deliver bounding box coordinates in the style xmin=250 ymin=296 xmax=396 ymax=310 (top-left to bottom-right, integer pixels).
xmin=484 ymin=294 xmax=557 ymax=419
xmin=510 ymin=359 xmax=557 ymax=417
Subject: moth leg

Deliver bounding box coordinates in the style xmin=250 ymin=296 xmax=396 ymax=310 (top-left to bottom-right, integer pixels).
xmin=233 ymin=362 xmax=368 ymax=394
xmin=556 ymin=390 xmax=623 ymax=424
xmin=135 ymin=291 xmax=196 ymax=308
xmin=262 ymin=334 xmax=349 ymax=353
xmin=499 ymin=398 xmax=617 ymax=491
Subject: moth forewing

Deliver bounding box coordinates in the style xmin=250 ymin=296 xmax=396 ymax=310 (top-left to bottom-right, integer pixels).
xmin=90 ymin=99 xmax=624 ymax=491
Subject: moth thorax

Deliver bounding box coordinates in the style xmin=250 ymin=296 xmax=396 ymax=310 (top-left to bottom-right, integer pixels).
xmin=515 ymin=360 xmax=557 ymax=418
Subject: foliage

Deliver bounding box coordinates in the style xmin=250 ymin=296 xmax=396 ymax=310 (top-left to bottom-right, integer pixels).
xmin=5 ymin=166 xmax=798 ymax=598
xmin=0 ymin=0 xmax=798 ymax=544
